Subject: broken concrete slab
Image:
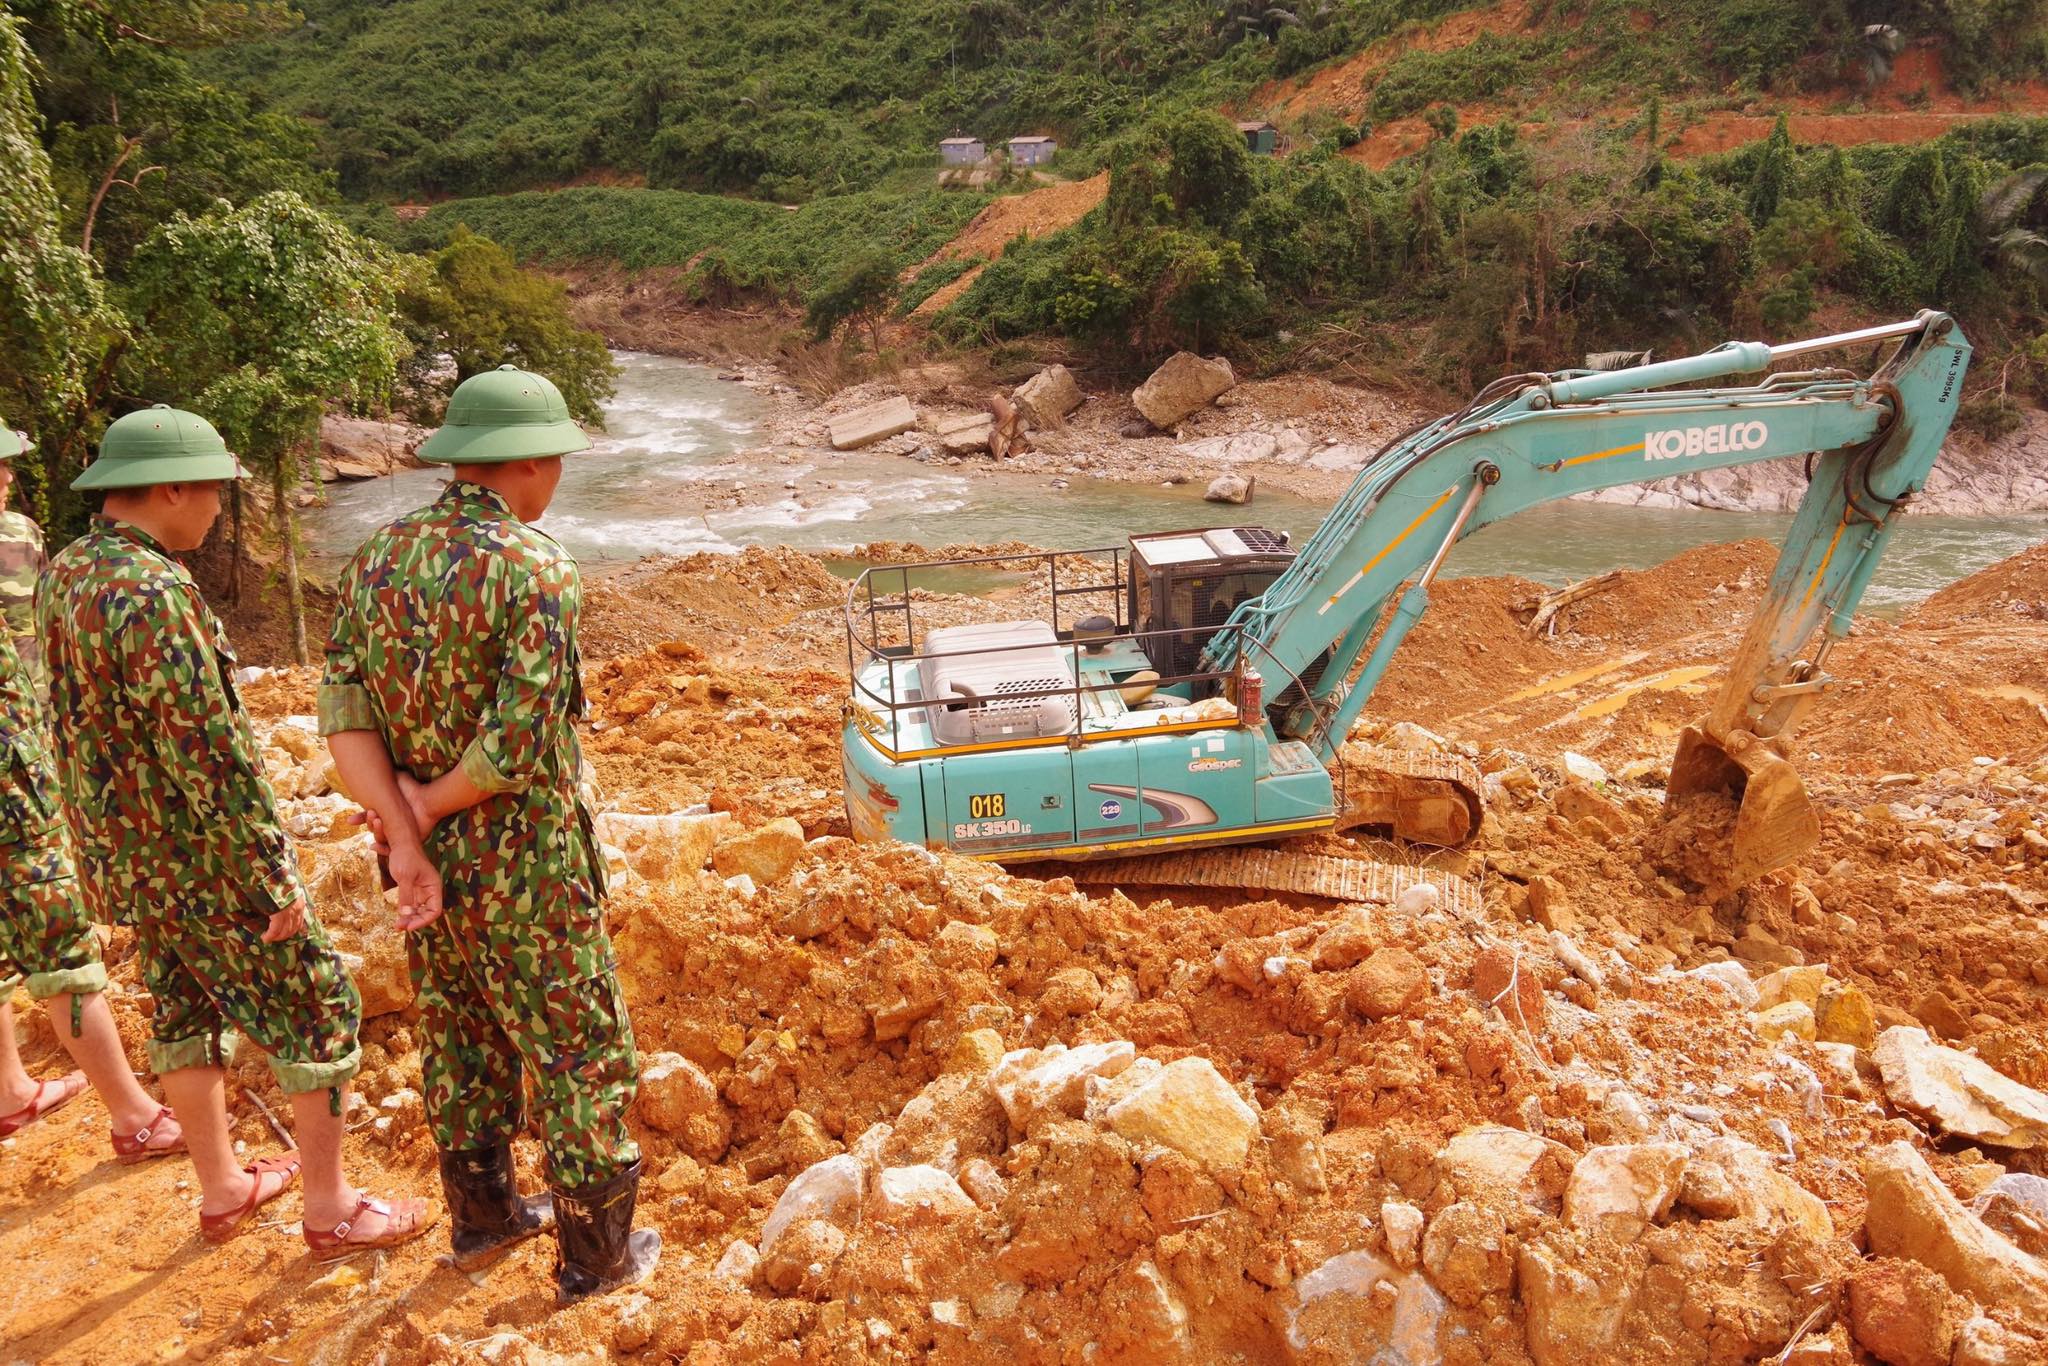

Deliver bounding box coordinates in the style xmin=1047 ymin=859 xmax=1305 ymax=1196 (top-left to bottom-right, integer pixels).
xmin=1132 ymin=352 xmax=1235 ymax=428
xmin=931 ymin=409 xmax=994 ymax=455
xmin=828 ymin=395 xmax=917 ymax=450
xmin=1873 ymin=1026 xmax=2048 ymax=1148
xmin=1013 ymin=365 xmax=1082 ymax=427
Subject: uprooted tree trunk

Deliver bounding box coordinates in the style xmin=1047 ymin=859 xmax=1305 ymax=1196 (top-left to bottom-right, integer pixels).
xmin=1521 ymin=569 xmax=1623 ymax=637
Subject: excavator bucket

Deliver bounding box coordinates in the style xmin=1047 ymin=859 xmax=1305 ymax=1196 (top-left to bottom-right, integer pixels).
xmin=1665 ymin=725 xmax=1820 ymax=890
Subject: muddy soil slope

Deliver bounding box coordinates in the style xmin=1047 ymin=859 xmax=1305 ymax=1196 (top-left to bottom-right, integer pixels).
xmin=3 ymin=540 xmax=2045 ymax=1364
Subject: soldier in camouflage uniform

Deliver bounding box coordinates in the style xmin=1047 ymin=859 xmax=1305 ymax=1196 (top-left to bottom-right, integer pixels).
xmin=320 ymin=366 xmax=657 ymax=1302
xmin=0 ymin=418 xmax=186 ymax=1159
xmin=41 ymin=404 xmax=431 ymax=1252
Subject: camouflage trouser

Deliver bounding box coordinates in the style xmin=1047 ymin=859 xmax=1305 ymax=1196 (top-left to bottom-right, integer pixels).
xmin=411 ymin=897 xmax=640 ymax=1191
xmin=0 ymin=835 xmax=108 ymax=1007
xmin=133 ymin=896 xmax=362 ymax=1095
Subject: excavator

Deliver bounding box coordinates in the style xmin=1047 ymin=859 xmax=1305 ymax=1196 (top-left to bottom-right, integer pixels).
xmin=840 ymin=313 xmax=1970 ymax=899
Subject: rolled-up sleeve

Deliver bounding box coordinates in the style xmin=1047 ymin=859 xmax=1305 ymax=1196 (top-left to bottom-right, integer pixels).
xmin=316 ymin=562 xmax=378 ymax=735
xmin=455 ymin=560 xmax=574 ymax=796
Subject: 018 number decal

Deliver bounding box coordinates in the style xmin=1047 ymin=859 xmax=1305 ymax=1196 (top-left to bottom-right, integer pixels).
xmin=968 ymin=792 xmax=1006 ymax=819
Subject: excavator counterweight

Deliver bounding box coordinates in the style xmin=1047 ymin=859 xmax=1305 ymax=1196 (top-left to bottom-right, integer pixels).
xmin=841 ymin=314 xmax=1970 ymax=899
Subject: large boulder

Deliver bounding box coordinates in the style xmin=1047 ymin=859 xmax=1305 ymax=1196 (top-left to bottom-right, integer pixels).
xmin=1204 ymin=473 xmax=1254 ymax=505
xmin=1013 ymin=365 xmax=1082 ymax=427
xmin=1433 ymin=1124 xmax=1575 ymax=1214
xmin=1131 ymin=352 xmax=1235 ymax=428
xmin=1102 ymin=1056 xmax=1260 ymax=1175
xmin=1873 ymin=1026 xmax=2048 ymax=1148
xmin=1861 ymin=1141 xmax=2048 ymax=1320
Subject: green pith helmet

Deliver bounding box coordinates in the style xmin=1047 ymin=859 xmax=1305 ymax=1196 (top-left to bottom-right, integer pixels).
xmin=418 ymin=364 xmax=591 ymax=465
xmin=0 ymin=417 xmax=30 ymax=461
xmin=72 ymin=404 xmax=247 ymax=491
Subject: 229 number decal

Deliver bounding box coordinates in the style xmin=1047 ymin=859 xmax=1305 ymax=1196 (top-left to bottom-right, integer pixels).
xmin=968 ymin=793 xmax=1006 ymax=819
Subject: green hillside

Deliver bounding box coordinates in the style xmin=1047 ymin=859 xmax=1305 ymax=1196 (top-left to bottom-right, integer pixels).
xmin=208 ymin=0 xmax=2048 ymax=202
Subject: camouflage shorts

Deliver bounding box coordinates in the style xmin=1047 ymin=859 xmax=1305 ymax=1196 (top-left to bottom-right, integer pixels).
xmin=412 ymin=898 xmax=640 ymax=1190
xmin=134 ymin=895 xmax=362 ymax=1094
xmin=0 ymin=835 xmax=107 ymax=1003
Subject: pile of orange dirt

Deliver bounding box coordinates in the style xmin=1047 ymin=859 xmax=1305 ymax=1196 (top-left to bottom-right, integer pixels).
xmin=1907 ymin=540 xmax=2048 ymax=625
xmin=580 ymin=544 xmax=848 ymax=659
xmin=907 ymin=173 xmax=1109 ymax=317
xmin=3 ymin=537 xmax=2046 ymax=1363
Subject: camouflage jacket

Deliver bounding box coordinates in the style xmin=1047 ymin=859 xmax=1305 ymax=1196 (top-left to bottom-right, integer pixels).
xmin=318 ymin=480 xmax=604 ymax=922
xmin=38 ymin=517 xmax=304 ymax=921
xmin=0 ymin=509 xmax=46 ymax=675
xmin=0 ymin=629 xmax=61 ymax=853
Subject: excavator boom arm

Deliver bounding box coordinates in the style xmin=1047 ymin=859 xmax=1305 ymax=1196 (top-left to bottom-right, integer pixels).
xmin=1207 ymin=313 xmax=1971 ymax=762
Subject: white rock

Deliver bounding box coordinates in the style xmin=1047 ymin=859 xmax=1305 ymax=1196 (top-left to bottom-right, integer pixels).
xmin=1283 ymin=1251 xmax=1446 ymax=1364
xmin=1013 ymin=364 xmax=1083 ymax=427
xmin=1563 ymin=1143 xmax=1687 ymax=1240
xmin=1132 ymin=352 xmax=1235 ymax=427
xmin=871 ymin=1165 xmax=975 ymax=1222
xmin=1873 ymin=1026 xmax=2048 ymax=1147
xmin=1863 ymin=1141 xmax=2048 ymax=1319
xmin=988 ymin=1041 xmax=1135 ymax=1129
xmin=760 ymin=1154 xmax=865 ymax=1256
xmin=1103 ymin=1056 xmax=1261 ymax=1174
xmin=1204 ymin=473 xmax=1254 ymax=504
xmin=713 ymin=1239 xmax=759 ymax=1284
xmin=1561 ymin=751 xmax=1609 ymax=785
xmin=1683 ymin=961 xmax=1759 ymax=1009
xmin=1382 ymin=1200 xmax=1424 ymax=1270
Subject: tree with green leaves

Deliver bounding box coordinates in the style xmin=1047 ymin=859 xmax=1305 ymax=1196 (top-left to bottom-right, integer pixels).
xmin=399 ymin=227 xmax=617 ymax=425
xmin=122 ymin=190 xmax=405 ymax=662
xmin=0 ymin=13 xmax=122 ymax=528
xmin=804 ymin=250 xmax=898 ymax=353
xmin=1747 ymin=114 xmax=1793 ymax=224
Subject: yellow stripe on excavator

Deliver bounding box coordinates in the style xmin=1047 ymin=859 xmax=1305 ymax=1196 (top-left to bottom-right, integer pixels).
xmin=1558 ymin=440 xmax=1644 ymax=468
xmin=970 ymin=815 xmax=1338 ymax=862
xmin=1319 ymin=483 xmax=1459 ymax=615
xmin=1799 ymin=512 xmax=1852 ymax=612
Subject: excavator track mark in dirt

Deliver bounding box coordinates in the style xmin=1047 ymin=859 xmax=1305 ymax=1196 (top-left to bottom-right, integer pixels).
xmin=1335 ymin=745 xmax=1486 ymax=846
xmin=1070 ymin=846 xmax=1481 ymax=913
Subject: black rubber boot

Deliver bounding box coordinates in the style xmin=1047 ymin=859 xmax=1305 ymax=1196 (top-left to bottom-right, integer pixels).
xmin=552 ymin=1159 xmax=662 ymax=1306
xmin=440 ymin=1143 xmax=553 ymax=1272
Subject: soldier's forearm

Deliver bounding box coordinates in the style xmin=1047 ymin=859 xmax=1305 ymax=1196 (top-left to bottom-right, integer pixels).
xmin=417 ymin=766 xmax=490 ymax=828
xmin=326 ymin=730 xmax=428 ymax=854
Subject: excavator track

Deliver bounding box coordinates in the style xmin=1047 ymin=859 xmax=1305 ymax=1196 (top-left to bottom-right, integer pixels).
xmin=1333 ymin=745 xmax=1486 ymax=847
xmin=1072 ymin=846 xmax=1481 ymax=915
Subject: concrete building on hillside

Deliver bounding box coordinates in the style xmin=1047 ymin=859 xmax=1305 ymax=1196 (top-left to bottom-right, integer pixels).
xmin=1237 ymin=120 xmax=1279 ymax=155
xmin=939 ymin=136 xmax=986 ymax=165
xmin=1007 ymin=135 xmax=1057 ymax=165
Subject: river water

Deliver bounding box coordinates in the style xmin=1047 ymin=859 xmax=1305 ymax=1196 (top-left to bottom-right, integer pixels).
xmin=307 ymin=351 xmax=2048 ymax=611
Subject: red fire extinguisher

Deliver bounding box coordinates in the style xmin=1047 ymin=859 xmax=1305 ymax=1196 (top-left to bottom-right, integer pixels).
xmin=1237 ymin=666 xmax=1263 ymax=728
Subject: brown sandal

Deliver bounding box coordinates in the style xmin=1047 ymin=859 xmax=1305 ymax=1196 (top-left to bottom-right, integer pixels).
xmin=200 ymin=1150 xmax=301 ymax=1244
xmin=112 ymin=1106 xmax=187 ymax=1164
xmin=0 ymin=1071 xmax=87 ymax=1137
xmin=303 ymin=1193 xmax=437 ymax=1261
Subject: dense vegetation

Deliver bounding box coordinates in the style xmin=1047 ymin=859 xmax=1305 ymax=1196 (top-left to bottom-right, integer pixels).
xmin=1 ymin=0 xmax=617 ymax=587
xmin=938 ymin=109 xmax=2048 ymax=411
xmin=207 ymin=0 xmax=2048 ymax=203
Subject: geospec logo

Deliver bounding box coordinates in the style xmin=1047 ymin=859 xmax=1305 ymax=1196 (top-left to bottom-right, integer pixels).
xmin=1643 ymin=420 xmax=1769 ymax=461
